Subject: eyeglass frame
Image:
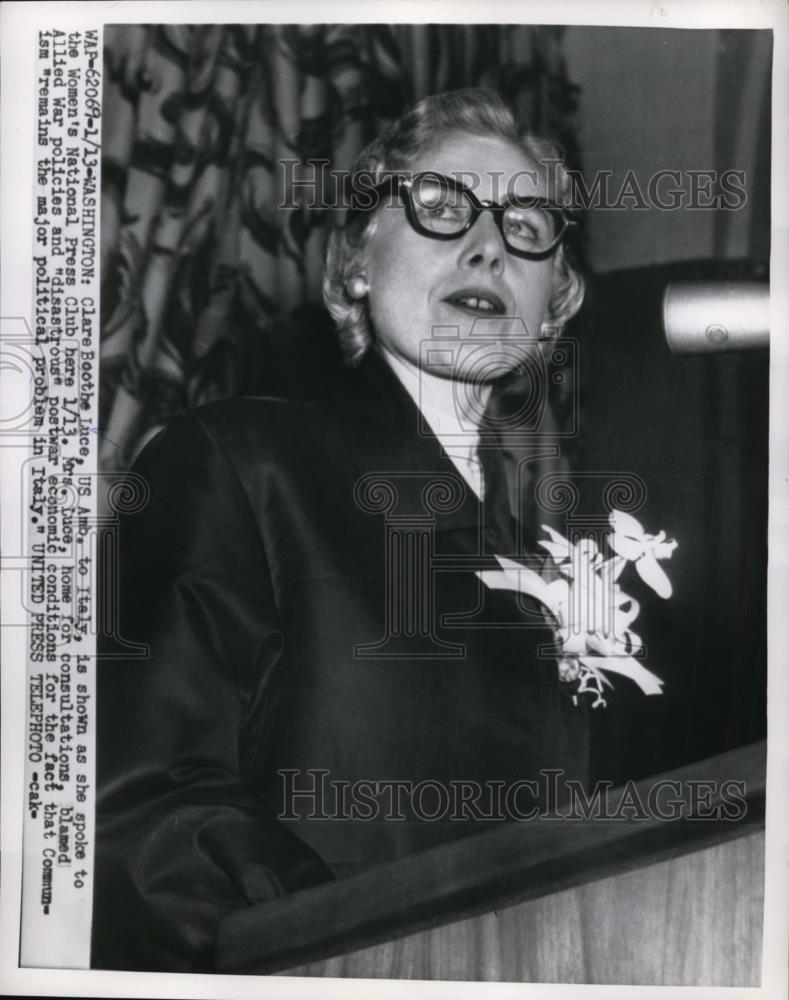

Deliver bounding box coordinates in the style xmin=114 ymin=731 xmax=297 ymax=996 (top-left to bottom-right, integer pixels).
xmin=353 ymin=170 xmax=579 ymax=262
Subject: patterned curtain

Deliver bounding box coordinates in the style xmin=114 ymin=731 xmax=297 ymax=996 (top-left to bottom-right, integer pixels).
xmin=100 ymin=24 xmax=580 ymax=470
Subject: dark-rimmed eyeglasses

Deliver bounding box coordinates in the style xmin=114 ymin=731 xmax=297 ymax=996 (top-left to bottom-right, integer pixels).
xmin=355 ymin=171 xmax=578 ymax=261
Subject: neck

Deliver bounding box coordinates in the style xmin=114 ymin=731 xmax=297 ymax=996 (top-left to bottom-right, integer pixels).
xmin=378 ymin=344 xmax=492 ymax=429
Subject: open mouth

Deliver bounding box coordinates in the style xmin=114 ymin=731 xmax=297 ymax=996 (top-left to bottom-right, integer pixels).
xmin=443 ymin=289 xmax=507 ymax=316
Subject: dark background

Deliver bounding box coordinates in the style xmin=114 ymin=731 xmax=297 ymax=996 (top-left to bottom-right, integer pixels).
xmin=576 ymin=260 xmax=768 ymax=782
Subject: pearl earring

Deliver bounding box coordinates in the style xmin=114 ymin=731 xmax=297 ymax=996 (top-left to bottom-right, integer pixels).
xmin=539 ymin=321 xmax=563 ymax=340
xmin=346 ymin=275 xmax=369 ymax=300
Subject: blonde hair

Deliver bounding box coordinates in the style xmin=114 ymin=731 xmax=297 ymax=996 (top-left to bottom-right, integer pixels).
xmin=322 ymin=88 xmax=585 ymax=365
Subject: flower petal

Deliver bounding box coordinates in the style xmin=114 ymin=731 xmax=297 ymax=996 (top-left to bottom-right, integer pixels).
xmin=654 ymin=538 xmax=678 ymax=560
xmin=541 ymin=525 xmax=572 ymax=548
xmin=609 ymin=509 xmax=646 ymax=537
xmin=477 ymin=559 xmax=559 ymax=614
xmin=539 ymin=539 xmax=573 ymax=565
xmin=635 ymin=551 xmax=673 ymax=598
xmin=580 ymin=655 xmax=664 ymax=695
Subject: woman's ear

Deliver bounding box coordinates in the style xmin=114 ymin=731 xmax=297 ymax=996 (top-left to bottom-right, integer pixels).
xmin=547 ymin=247 xmax=585 ymax=327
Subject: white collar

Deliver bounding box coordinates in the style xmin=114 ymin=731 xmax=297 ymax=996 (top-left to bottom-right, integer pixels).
xmin=379 ymin=345 xmax=491 ymax=498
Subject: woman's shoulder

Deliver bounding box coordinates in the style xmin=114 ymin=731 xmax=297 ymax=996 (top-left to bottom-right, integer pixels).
xmin=132 ymin=350 xmax=396 ymax=478
xmin=136 ymin=393 xmax=348 ymax=479
xmin=191 ymin=393 xmax=327 ymax=438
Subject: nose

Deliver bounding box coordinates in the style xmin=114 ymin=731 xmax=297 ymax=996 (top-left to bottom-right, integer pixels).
xmin=458 ymin=211 xmax=505 ymax=275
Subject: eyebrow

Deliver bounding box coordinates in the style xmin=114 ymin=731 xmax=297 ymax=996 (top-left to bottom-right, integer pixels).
xmin=405 ymin=172 xmax=568 ymax=211
xmin=347 ymin=170 xmax=575 ymax=215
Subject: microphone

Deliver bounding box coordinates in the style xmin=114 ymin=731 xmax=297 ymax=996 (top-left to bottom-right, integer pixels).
xmin=662 ymin=281 xmax=769 ymax=354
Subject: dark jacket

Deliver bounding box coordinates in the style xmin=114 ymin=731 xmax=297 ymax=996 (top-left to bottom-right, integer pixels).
xmin=92 ymin=351 xmax=589 ymax=971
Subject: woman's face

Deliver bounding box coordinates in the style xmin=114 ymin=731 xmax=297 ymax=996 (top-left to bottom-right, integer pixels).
xmin=364 ymin=130 xmax=560 ymax=382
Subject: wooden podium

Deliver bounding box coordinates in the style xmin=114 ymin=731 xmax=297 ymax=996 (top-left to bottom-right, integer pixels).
xmin=217 ymin=742 xmax=765 ymax=986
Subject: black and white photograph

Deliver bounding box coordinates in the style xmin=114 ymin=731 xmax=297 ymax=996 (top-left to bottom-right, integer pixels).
xmin=1 ymin=2 xmax=787 ymax=998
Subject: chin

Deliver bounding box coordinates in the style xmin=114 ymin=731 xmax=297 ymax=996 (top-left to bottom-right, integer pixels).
xmin=451 ymin=342 xmax=534 ymax=385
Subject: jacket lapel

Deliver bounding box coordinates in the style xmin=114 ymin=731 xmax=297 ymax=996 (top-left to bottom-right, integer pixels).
xmin=330 ymin=350 xmax=540 ymax=564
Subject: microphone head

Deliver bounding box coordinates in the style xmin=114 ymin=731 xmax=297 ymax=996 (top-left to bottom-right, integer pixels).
xmin=662 ymin=282 xmax=769 ymax=354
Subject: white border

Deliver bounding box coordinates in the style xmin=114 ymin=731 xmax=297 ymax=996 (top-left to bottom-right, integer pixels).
xmin=2 ymin=1 xmax=787 ymax=998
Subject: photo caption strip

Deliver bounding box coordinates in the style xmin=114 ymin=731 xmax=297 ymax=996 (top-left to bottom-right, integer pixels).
xmin=19 ymin=27 xmax=101 ymax=969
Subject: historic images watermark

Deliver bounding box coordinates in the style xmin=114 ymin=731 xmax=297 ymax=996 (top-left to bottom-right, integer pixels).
xmin=278 ymin=161 xmax=748 ymax=213
xmin=278 ymin=768 xmax=749 ymax=824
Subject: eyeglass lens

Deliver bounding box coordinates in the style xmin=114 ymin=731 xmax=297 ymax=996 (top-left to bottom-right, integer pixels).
xmin=410 ymin=175 xmax=560 ymax=253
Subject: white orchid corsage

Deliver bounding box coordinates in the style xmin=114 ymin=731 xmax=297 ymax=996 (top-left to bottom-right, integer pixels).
xmin=477 ymin=510 xmax=678 ymax=708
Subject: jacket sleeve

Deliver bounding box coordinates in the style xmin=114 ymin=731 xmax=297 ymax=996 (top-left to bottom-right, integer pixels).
xmin=91 ymin=411 xmax=333 ymax=972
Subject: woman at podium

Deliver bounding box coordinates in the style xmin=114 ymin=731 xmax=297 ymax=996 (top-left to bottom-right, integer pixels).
xmin=92 ymin=88 xmax=590 ymax=972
